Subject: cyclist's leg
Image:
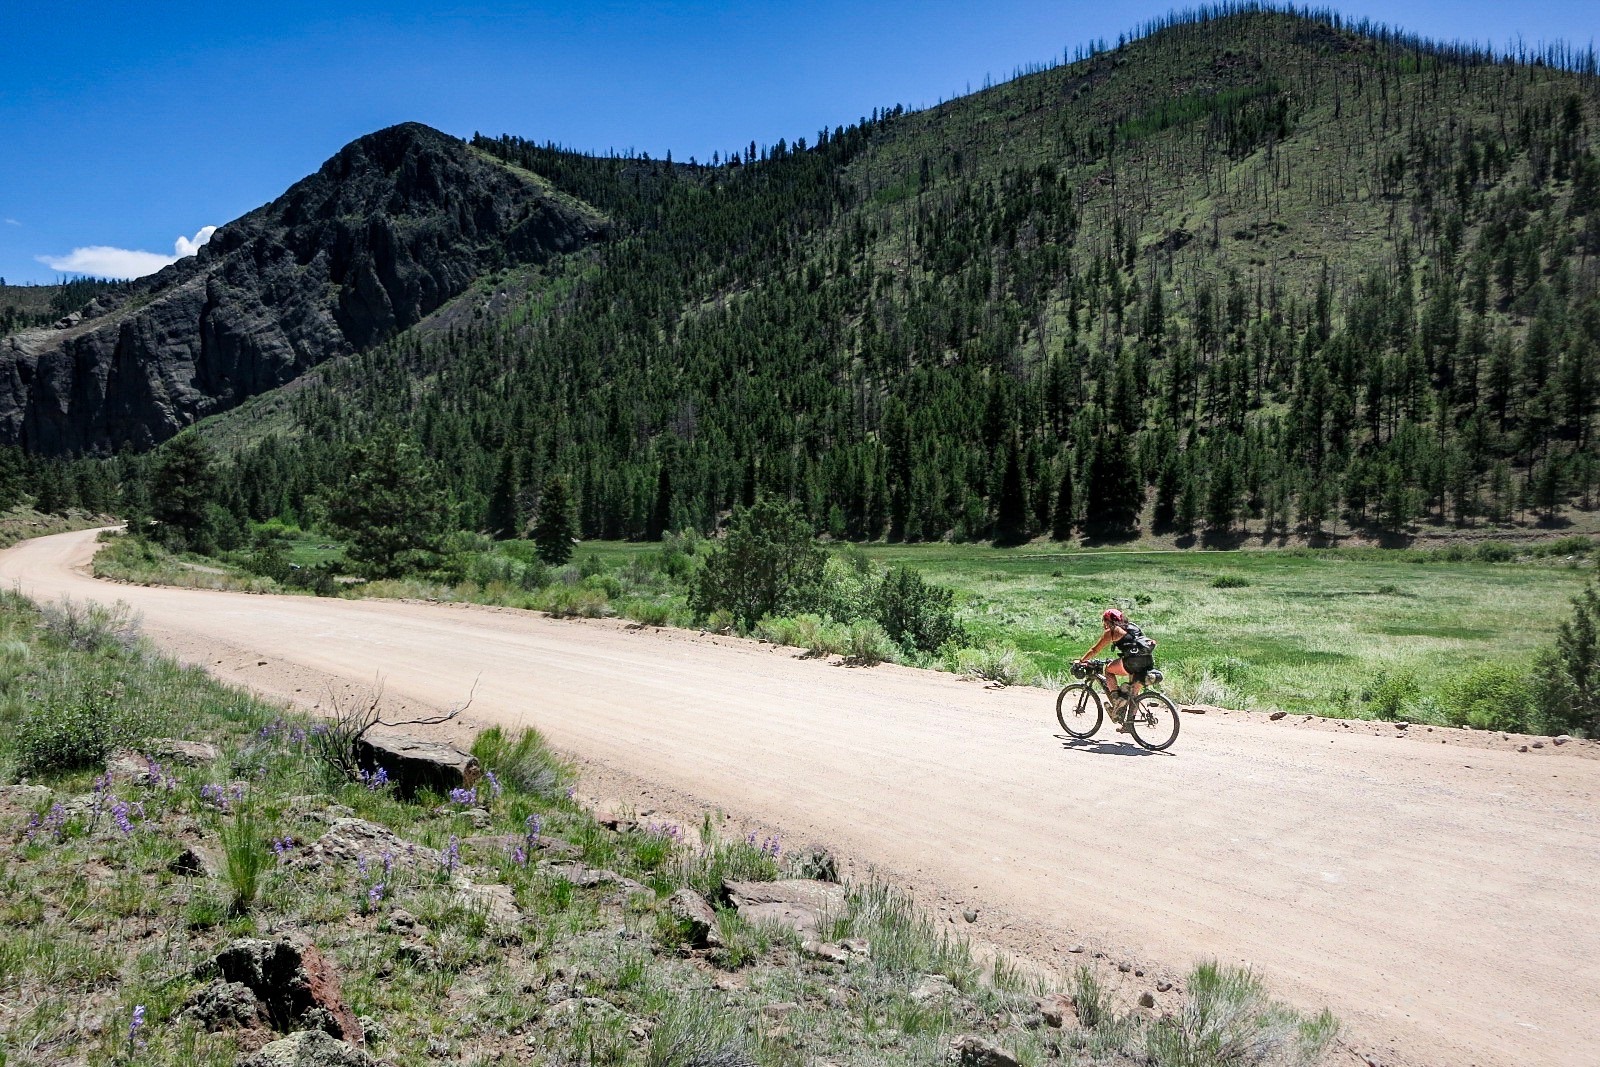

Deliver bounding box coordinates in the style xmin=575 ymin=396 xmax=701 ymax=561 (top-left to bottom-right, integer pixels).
xmin=1105 ymin=660 xmax=1131 ymax=728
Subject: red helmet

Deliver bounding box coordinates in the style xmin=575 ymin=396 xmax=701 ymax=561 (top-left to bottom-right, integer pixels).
xmin=1102 ymin=608 xmax=1125 ymax=625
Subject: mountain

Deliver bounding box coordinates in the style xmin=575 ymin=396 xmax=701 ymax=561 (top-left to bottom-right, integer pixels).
xmin=33 ymin=8 xmax=1600 ymax=543
xmin=0 ymin=123 xmax=610 ymax=455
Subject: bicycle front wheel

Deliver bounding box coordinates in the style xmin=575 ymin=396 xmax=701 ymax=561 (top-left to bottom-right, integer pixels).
xmin=1055 ymin=683 xmax=1103 ymax=739
xmin=1127 ymin=691 xmax=1181 ymax=751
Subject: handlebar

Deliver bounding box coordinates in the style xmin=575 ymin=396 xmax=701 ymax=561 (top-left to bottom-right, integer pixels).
xmin=1071 ymin=658 xmax=1111 ymax=679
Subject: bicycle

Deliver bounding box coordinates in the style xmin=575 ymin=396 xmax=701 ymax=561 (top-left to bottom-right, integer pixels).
xmin=1055 ymin=658 xmax=1181 ymax=751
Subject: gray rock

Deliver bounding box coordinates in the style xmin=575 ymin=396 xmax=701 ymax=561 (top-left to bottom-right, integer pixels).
xmin=912 ymin=974 xmax=957 ymax=1002
xmin=210 ymin=936 xmax=363 ymax=1044
xmin=452 ymin=876 xmax=521 ymax=927
xmin=666 ymin=888 xmax=723 ymax=948
xmin=1553 ymin=735 xmax=1573 ymax=746
xmin=1035 ymin=993 xmax=1072 ymax=1028
xmin=184 ymin=979 xmax=265 ymax=1031
xmin=1138 ymin=991 xmax=1156 ymax=1008
xmin=723 ymin=878 xmax=845 ymax=938
xmin=962 ymin=907 xmax=978 ymax=923
xmin=148 ymin=739 xmax=223 ymax=765
xmin=292 ymin=818 xmax=437 ymax=873
xmin=0 ymin=784 xmax=52 ymax=809
xmin=354 ymin=732 xmax=479 ymax=798
xmin=1 ymin=123 xmax=610 ymax=457
xmin=238 ymin=1030 xmax=378 ymax=1067
xmin=1156 ymin=979 xmax=1174 ymax=993
xmin=948 ymin=1034 xmax=1019 ymax=1067
xmin=799 ymin=940 xmax=852 ymax=964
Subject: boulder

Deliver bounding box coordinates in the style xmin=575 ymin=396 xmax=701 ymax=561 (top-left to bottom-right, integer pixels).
xmin=452 ymin=876 xmax=522 ymax=927
xmin=238 ymin=1030 xmax=379 ymax=1067
xmin=912 ymin=975 xmax=957 ymax=1002
xmin=1035 ymin=993 xmax=1073 ymax=1028
xmin=148 ymin=738 xmax=223 ymax=765
xmin=353 ymin=733 xmax=479 ymax=798
xmin=948 ymin=1035 xmax=1019 ymax=1067
xmin=666 ymin=888 xmax=723 ymax=948
xmin=291 ymin=819 xmax=437 ymax=874
xmin=105 ymin=749 xmax=162 ymax=786
xmin=723 ymin=879 xmax=845 ymax=937
xmin=185 ymin=979 xmax=266 ymax=1032
xmin=799 ymin=940 xmax=852 ymax=964
xmin=212 ymin=936 xmax=364 ymax=1045
xmin=170 ymin=844 xmax=218 ymax=877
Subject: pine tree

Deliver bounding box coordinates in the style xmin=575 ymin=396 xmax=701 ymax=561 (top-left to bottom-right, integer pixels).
xmin=486 ymin=448 xmax=525 ymax=540
xmin=992 ymin=437 xmax=1029 ymax=546
xmin=322 ymin=436 xmax=448 ymax=578
xmin=532 ymin=475 xmax=578 ymax=566
xmin=151 ymin=434 xmax=219 ymax=549
xmin=1051 ymin=459 xmax=1074 ymax=541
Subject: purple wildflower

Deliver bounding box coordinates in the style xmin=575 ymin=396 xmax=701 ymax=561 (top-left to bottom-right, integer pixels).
xmin=443 ymin=835 xmax=460 ymax=874
xmin=23 ymin=812 xmax=41 ymax=842
xmin=271 ymin=836 xmax=296 ymax=856
xmin=381 ymin=851 xmax=394 ymax=878
xmin=511 ymin=845 xmax=527 ymax=865
xmin=484 ymin=770 xmax=502 ymax=800
xmin=447 ymin=785 xmax=477 ymax=806
xmin=367 ymin=883 xmax=386 ymax=906
xmin=127 ymin=1004 xmax=146 ymax=1049
xmin=357 ymin=855 xmax=369 ymax=877
xmin=311 ymin=723 xmax=330 ymax=736
xmin=199 ymin=783 xmax=229 ymax=811
xmin=290 ymin=726 xmax=307 ymax=744
xmin=110 ymin=800 xmax=136 ymax=835
xmin=229 ymin=783 xmax=246 ymax=803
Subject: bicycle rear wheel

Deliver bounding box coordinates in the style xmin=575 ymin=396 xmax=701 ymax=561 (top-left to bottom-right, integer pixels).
xmin=1055 ymin=683 xmax=1103 ymax=739
xmin=1127 ymin=691 xmax=1180 ymax=751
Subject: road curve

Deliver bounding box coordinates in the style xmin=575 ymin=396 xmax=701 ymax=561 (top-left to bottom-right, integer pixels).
xmin=4 ymin=528 xmax=1597 ymax=1067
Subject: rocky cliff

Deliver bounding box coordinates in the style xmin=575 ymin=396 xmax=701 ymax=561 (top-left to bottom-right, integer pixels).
xmin=0 ymin=123 xmax=609 ymax=454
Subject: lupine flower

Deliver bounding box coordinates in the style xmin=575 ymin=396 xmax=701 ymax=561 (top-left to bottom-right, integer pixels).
xmin=199 ymin=783 xmax=229 ymax=811
xmin=442 ymin=835 xmax=461 ymax=874
xmin=271 ymin=836 xmax=296 ymax=856
xmin=762 ymin=835 xmax=781 ymax=858
xmin=23 ymin=812 xmax=41 ymax=842
xmin=367 ymin=883 xmax=386 ymax=906
xmin=110 ymin=800 xmax=136 ymax=835
xmin=447 ymin=785 xmax=477 ymax=806
xmin=311 ymin=723 xmax=330 ymax=737
xmin=358 ymin=767 xmax=390 ymax=792
xmin=127 ymin=1005 xmax=147 ymax=1049
xmin=357 ymin=855 xmax=369 ymax=876
xmin=511 ymin=845 xmax=527 ymax=865
xmin=381 ymin=851 xmax=394 ymax=878
xmin=484 ymin=770 xmax=502 ymax=800
xmin=290 ymin=726 xmax=307 ymax=744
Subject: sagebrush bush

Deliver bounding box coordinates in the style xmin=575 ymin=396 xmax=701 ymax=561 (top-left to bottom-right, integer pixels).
xmin=14 ymin=676 xmax=157 ymax=776
xmin=1142 ymin=961 xmax=1337 ymax=1067
xmin=471 ymin=726 xmax=574 ymax=801
xmin=949 ymin=644 xmax=1031 ymax=686
xmin=846 ymin=620 xmax=897 ymax=666
xmin=875 ymin=565 xmax=964 ymax=652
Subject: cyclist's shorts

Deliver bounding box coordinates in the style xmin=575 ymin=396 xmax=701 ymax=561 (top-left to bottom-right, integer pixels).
xmin=1119 ymin=653 xmax=1155 ymax=680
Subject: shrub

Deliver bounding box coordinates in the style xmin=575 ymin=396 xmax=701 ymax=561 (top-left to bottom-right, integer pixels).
xmin=14 ymin=677 xmax=156 ymax=776
xmin=1362 ymin=668 xmax=1420 ymax=721
xmin=949 ymin=644 xmax=1031 ymax=686
xmin=689 ymin=496 xmax=825 ymax=628
xmin=1475 ymin=542 xmax=1515 ymax=563
xmin=845 ymin=620 xmax=897 ymax=666
xmin=1142 ymin=961 xmax=1337 ymax=1067
xmin=1439 ymin=662 xmax=1537 ymax=732
xmin=1210 ymin=574 xmax=1250 ymax=588
xmin=875 ymin=565 xmax=964 ymax=652
xmin=1552 ymin=578 xmax=1600 ymax=736
xmin=38 ymin=598 xmax=141 ymax=656
xmin=541 ymin=585 xmax=612 ymax=618
xmin=470 ymin=726 xmax=574 ymax=802
xmin=678 ymin=814 xmax=779 ymax=899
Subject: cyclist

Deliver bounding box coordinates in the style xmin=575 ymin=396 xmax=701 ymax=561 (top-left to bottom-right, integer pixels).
xmin=1076 ymin=609 xmax=1157 ymax=730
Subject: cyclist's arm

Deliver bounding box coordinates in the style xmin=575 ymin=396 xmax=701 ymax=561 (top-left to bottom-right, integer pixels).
xmin=1080 ymin=627 xmax=1115 ymax=661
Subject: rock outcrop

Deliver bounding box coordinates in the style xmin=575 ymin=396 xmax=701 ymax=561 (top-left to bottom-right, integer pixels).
xmin=0 ymin=122 xmax=609 ymax=455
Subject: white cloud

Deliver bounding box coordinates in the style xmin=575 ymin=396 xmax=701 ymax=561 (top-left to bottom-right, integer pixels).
xmin=36 ymin=225 xmax=218 ymax=279
xmin=3 ymin=218 xmax=19 ymax=226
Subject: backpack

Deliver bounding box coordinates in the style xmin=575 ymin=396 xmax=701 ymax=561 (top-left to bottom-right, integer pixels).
xmin=1115 ymin=621 xmax=1157 ymax=657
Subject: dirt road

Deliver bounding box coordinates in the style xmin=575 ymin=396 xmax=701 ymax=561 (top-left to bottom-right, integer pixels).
xmin=4 ymin=529 xmax=1596 ymax=1067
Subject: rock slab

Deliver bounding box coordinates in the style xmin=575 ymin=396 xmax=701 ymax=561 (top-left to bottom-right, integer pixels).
xmin=354 ymin=732 xmax=479 ymax=798
xmin=238 ymin=1030 xmax=379 ymax=1067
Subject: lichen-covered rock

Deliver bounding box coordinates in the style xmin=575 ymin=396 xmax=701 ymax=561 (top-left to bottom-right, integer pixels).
xmin=184 ymin=979 xmax=266 ymax=1031
xmin=0 ymin=122 xmax=610 ymax=456
xmin=948 ymin=1034 xmax=1020 ymax=1067
xmin=666 ymin=888 xmax=723 ymax=948
xmin=211 ymin=936 xmax=364 ymax=1045
xmin=290 ymin=818 xmax=438 ymax=874
xmin=238 ymin=1030 xmax=379 ymax=1067
xmin=723 ymin=879 xmax=846 ymax=937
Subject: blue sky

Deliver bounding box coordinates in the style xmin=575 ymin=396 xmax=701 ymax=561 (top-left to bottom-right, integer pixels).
xmin=2 ymin=1 xmax=1595 ymax=284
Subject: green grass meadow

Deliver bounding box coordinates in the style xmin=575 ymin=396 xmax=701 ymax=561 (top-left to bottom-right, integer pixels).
xmin=584 ymin=539 xmax=1592 ymax=719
